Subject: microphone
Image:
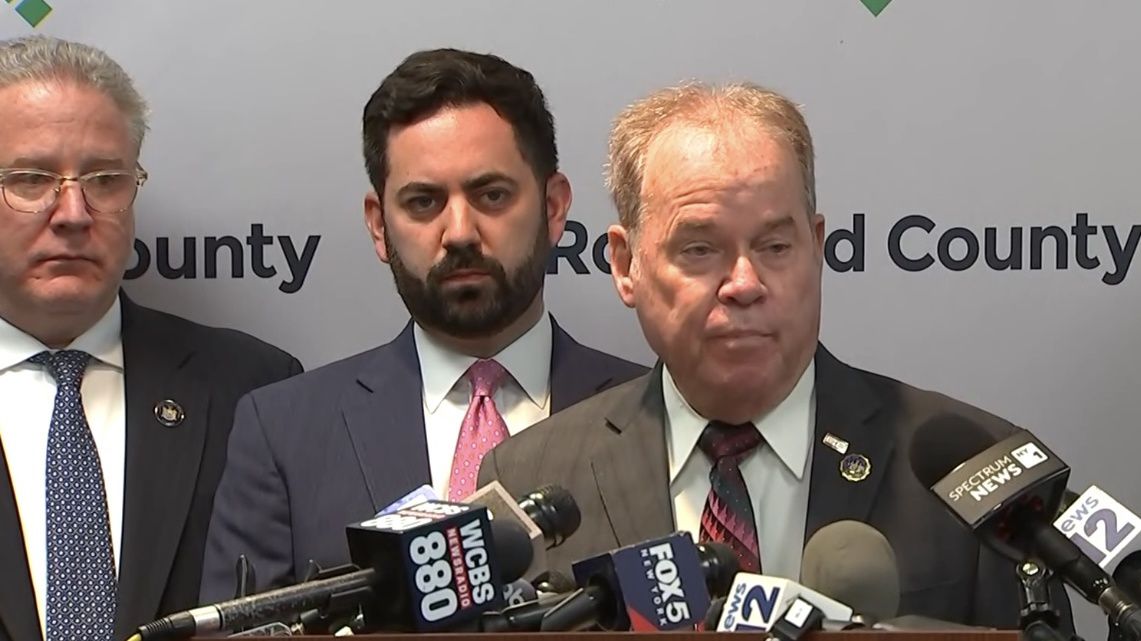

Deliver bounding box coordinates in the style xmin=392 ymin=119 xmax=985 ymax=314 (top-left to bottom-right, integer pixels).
xmin=137 ymin=501 xmax=532 ymax=639
xmin=714 ymin=573 xmax=852 ymax=632
xmin=769 ymin=520 xmax=900 ymax=640
xmin=539 ymin=533 xmax=738 ymax=631
xmin=909 ymin=415 xmax=1141 ymax=640
xmin=464 ymin=482 xmax=581 ymax=580
xmin=1111 ymin=554 xmax=1141 ymax=641
xmin=716 ymin=520 xmax=895 ymax=633
xmin=800 ymin=520 xmax=900 ymax=624
xmin=1052 ymin=484 xmax=1141 ymax=641
xmin=499 ymin=568 xmax=576 ymax=608
xmin=466 ymin=570 xmax=578 ymax=633
xmin=704 ymin=597 xmax=727 ymax=631
xmin=1118 ymin=553 xmax=1141 ymax=602
xmin=768 ymin=596 xmax=828 ymax=641
xmin=533 ymin=569 xmax=576 ymax=596
xmin=375 ymin=483 xmax=439 ymax=516
xmin=1053 ymin=485 xmax=1141 ymax=583
xmin=502 ymin=577 xmax=538 ymax=607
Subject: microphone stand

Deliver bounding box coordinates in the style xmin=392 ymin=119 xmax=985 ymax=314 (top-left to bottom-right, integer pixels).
xmin=224 ymin=561 xmax=370 ymax=637
xmin=1018 ymin=559 xmax=1085 ymax=641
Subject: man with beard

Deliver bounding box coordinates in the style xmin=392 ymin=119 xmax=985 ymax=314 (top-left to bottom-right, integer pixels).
xmin=199 ymin=48 xmax=646 ymax=602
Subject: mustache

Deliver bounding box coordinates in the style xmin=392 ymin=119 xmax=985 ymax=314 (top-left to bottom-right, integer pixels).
xmin=426 ymin=246 xmax=506 ymax=285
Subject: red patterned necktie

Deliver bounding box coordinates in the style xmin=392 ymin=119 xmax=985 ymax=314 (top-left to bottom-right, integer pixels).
xmin=697 ymin=420 xmax=764 ymax=573
xmin=447 ymin=359 xmax=510 ymax=502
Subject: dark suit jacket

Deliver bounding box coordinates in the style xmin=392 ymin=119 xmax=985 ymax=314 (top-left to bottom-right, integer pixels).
xmin=199 ymin=316 xmax=647 ymax=603
xmin=0 ymin=294 xmax=302 ymax=641
xmin=478 ymin=344 xmax=1075 ymax=630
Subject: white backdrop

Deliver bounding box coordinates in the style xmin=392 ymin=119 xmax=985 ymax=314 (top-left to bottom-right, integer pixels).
xmin=3 ymin=1 xmax=1139 ymax=636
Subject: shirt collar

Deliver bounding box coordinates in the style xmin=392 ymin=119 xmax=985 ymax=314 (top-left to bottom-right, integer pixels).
xmin=0 ymin=296 xmax=123 ymax=372
xmin=663 ymin=357 xmax=815 ymax=482
xmin=414 ymin=312 xmax=552 ymax=412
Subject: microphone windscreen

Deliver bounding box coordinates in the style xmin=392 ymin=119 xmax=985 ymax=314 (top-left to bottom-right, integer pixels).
xmin=520 ymin=484 xmax=582 ymax=546
xmin=491 ymin=520 xmax=534 ymax=583
xmin=1113 ymin=550 xmax=1141 ymax=602
xmin=801 ymin=520 xmax=900 ymax=622
xmin=697 ymin=541 xmax=739 ymax=598
xmin=909 ymin=414 xmax=1000 ymax=487
xmin=464 ymin=481 xmax=545 ymax=578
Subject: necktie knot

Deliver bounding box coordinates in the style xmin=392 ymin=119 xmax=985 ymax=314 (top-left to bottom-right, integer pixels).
xmin=467 ymin=359 xmax=507 ymax=398
xmin=698 ymin=420 xmax=762 ymax=463
xmin=30 ymin=350 xmax=92 ymax=389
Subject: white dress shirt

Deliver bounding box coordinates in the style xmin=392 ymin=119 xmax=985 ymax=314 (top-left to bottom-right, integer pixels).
xmin=414 ymin=314 xmax=552 ymax=500
xmin=664 ymin=358 xmax=816 ymax=581
xmin=0 ymin=298 xmax=125 ymax=636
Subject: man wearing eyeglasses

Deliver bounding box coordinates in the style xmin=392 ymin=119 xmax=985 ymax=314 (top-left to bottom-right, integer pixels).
xmin=0 ymin=36 xmax=302 ymax=641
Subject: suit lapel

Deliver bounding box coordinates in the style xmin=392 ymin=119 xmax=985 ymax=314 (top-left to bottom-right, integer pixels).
xmin=341 ymin=323 xmax=431 ymax=511
xmin=805 ymin=345 xmax=893 ymax=539
xmin=0 ymin=440 xmax=41 ymax=641
xmin=591 ymin=365 xmax=674 ymax=546
xmin=115 ymin=297 xmax=209 ymax=640
xmin=548 ymin=317 xmax=620 ymax=413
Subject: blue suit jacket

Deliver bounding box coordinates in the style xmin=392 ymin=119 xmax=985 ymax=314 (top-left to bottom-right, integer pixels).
xmin=199 ymin=316 xmax=646 ymax=603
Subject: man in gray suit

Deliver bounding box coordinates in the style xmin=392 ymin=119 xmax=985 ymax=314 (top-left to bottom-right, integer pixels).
xmin=199 ymin=49 xmax=646 ymax=602
xmin=479 ymin=82 xmax=1073 ymax=629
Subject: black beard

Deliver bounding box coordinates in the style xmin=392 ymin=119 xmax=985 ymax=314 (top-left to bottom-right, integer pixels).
xmin=386 ymin=216 xmax=550 ymax=339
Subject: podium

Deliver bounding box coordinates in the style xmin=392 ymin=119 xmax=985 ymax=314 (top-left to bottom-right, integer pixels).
xmin=190 ymin=633 xmax=1021 ymax=640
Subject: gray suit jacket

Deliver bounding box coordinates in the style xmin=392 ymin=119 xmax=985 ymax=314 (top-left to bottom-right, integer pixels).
xmin=199 ymin=316 xmax=647 ymax=603
xmin=478 ymin=345 xmax=1074 ymax=630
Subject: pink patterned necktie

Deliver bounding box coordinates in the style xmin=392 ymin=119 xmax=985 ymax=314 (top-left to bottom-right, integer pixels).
xmin=447 ymin=359 xmax=511 ymax=501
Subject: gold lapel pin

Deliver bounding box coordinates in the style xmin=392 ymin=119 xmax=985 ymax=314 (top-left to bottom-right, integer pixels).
xmin=839 ymin=453 xmax=872 ymax=482
xmin=154 ymin=399 xmax=185 ymax=427
xmin=823 ymin=433 xmax=849 ymax=455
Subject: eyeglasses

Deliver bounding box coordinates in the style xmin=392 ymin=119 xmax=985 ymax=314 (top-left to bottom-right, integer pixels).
xmin=0 ymin=166 xmax=148 ymax=215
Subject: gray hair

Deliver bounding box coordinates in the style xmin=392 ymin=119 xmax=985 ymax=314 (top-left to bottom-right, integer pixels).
xmin=0 ymin=35 xmax=149 ymax=149
xmin=606 ymin=81 xmax=815 ymax=234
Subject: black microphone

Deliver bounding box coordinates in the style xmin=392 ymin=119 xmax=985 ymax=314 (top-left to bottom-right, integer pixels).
xmin=518 ymin=484 xmax=581 ymax=548
xmin=480 ymin=542 xmax=736 ymax=633
xmin=477 ymin=586 xmax=581 ymax=633
xmin=136 ymin=502 xmax=532 ymax=639
xmin=533 ymin=569 xmax=576 ymax=596
xmin=480 ymin=537 xmax=736 ymax=633
xmin=1118 ymin=553 xmax=1141 ymax=603
xmin=475 ymin=570 xmax=582 ymax=633
xmin=1111 ymin=553 xmax=1141 ymax=641
xmin=704 ymin=597 xmax=727 ymax=631
xmin=463 ymin=482 xmax=581 ymax=582
xmin=539 ymin=534 xmax=738 ymax=631
xmin=909 ymin=416 xmax=1141 ymax=640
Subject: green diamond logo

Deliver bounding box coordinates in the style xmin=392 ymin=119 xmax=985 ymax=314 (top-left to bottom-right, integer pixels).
xmin=5 ymin=0 xmax=52 ymax=27
xmin=859 ymin=0 xmax=893 ymax=16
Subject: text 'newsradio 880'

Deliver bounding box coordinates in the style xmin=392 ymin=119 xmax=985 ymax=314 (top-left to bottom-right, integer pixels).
xmin=352 ymin=501 xmax=500 ymax=630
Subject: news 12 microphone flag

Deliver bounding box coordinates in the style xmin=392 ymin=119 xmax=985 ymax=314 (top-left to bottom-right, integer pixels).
xmin=3 ymin=1 xmax=1139 ymax=636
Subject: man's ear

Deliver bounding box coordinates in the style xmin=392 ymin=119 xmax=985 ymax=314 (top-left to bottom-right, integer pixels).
xmin=365 ymin=190 xmax=391 ymax=264
xmin=608 ymin=224 xmax=637 ymax=308
xmin=544 ymin=171 xmax=572 ymax=247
